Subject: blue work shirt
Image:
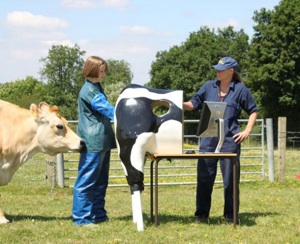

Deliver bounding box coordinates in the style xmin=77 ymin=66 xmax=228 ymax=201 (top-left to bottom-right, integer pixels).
xmin=189 ymin=79 xmax=259 ymax=152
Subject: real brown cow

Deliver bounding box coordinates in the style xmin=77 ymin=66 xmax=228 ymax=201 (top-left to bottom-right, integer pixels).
xmin=0 ymin=100 xmax=84 ymax=224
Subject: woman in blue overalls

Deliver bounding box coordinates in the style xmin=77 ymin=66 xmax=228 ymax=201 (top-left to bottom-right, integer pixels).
xmin=72 ymin=56 xmax=116 ymax=226
xmin=184 ymin=57 xmax=258 ymax=223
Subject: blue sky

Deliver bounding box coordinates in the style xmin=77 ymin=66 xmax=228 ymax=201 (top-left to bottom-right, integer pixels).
xmin=0 ymin=0 xmax=280 ymax=85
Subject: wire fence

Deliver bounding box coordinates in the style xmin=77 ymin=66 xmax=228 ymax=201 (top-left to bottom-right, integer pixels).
xmin=287 ymin=131 xmax=300 ymax=149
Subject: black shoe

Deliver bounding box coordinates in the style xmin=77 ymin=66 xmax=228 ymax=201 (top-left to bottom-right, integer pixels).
xmin=195 ymin=216 xmax=208 ymax=224
xmin=94 ymin=217 xmax=109 ymax=224
xmin=224 ymin=217 xmax=233 ymax=223
xmin=224 ymin=217 xmax=239 ymax=225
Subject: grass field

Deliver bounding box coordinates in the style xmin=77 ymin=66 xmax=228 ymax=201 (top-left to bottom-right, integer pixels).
xmin=0 ymin=148 xmax=299 ymax=243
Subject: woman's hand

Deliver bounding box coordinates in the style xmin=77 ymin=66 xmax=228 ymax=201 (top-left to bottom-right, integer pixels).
xmin=233 ymin=130 xmax=250 ymax=144
xmin=234 ymin=112 xmax=258 ymax=144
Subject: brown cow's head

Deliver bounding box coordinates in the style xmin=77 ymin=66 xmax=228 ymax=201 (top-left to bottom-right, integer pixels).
xmin=30 ymin=102 xmax=85 ymax=155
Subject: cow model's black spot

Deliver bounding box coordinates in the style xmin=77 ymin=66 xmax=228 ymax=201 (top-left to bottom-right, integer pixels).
xmin=115 ymin=84 xmax=182 ymax=193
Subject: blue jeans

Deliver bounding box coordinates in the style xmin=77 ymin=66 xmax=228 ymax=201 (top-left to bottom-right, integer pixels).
xmin=72 ymin=150 xmax=110 ymax=225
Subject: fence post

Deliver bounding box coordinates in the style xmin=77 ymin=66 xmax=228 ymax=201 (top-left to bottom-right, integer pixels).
xmin=56 ymin=153 xmax=65 ymax=188
xmin=45 ymin=156 xmax=56 ymax=186
xmin=266 ymin=118 xmax=274 ymax=182
xmin=278 ymin=117 xmax=286 ymax=181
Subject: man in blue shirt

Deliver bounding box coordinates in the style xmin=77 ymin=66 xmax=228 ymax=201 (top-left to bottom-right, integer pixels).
xmin=184 ymin=57 xmax=258 ymax=223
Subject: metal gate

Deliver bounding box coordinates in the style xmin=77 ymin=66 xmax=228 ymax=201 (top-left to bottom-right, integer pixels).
xmin=56 ymin=119 xmax=265 ymax=188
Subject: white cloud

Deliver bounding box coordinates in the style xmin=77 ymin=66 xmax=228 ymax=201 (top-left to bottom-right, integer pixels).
xmin=60 ymin=0 xmax=131 ymax=10
xmin=120 ymin=25 xmax=156 ymax=35
xmin=10 ymin=49 xmax=35 ymax=60
xmin=225 ymin=19 xmax=241 ymax=29
xmin=0 ymin=11 xmax=74 ymax=83
xmin=79 ymin=38 xmax=154 ymax=58
xmin=4 ymin=11 xmax=69 ymax=41
xmin=60 ymin=0 xmax=96 ymax=9
xmin=5 ymin=11 xmax=69 ymax=30
xmin=120 ymin=25 xmax=176 ymax=38
xmin=205 ymin=19 xmax=241 ymax=30
xmin=100 ymin=0 xmax=131 ymax=10
xmin=78 ymin=38 xmax=158 ymax=84
xmin=42 ymin=39 xmax=75 ymax=47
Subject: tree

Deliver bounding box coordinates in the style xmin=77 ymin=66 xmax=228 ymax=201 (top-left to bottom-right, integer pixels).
xmin=39 ymin=45 xmax=134 ymax=118
xmin=147 ymin=26 xmax=249 ymax=118
xmin=0 ymin=76 xmax=45 ymax=108
xmin=102 ymin=59 xmax=133 ymax=105
xmin=146 ymin=26 xmax=249 ymax=138
xmin=39 ymin=44 xmax=86 ymax=119
xmin=248 ymin=0 xmax=300 ymax=131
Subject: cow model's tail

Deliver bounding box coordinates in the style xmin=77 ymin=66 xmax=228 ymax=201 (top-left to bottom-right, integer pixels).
xmin=115 ymin=84 xmax=183 ymax=231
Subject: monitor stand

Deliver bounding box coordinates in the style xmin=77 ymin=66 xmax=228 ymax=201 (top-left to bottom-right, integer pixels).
xmin=215 ymin=119 xmax=225 ymax=153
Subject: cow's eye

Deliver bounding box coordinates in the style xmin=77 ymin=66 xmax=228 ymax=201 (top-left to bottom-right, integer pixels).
xmin=56 ymin=124 xmax=64 ymax=130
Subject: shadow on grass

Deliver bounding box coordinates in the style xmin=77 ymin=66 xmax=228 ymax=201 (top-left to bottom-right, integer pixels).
xmin=6 ymin=211 xmax=279 ymax=227
xmin=238 ymin=211 xmax=280 ymax=226
xmin=114 ymin=214 xmax=133 ymax=222
xmin=144 ymin=211 xmax=280 ymax=226
xmin=5 ymin=214 xmax=71 ymax=223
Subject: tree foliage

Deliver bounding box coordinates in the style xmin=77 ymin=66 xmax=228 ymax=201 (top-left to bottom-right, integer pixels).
xmin=147 ymin=26 xmax=249 ymax=120
xmin=248 ymin=0 xmax=300 ymax=131
xmin=39 ymin=47 xmax=133 ymax=118
xmin=0 ymin=76 xmax=45 ymax=109
xmin=0 ymin=45 xmax=133 ymax=120
xmin=39 ymin=44 xmax=86 ymax=119
xmin=103 ymin=59 xmax=133 ymax=104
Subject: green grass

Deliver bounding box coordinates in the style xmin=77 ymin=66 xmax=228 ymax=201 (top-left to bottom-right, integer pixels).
xmin=0 ymin=149 xmax=300 ymax=243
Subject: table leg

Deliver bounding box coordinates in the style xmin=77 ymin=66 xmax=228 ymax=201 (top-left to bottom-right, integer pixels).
xmin=155 ymin=159 xmax=159 ymax=226
xmin=150 ymin=160 xmax=154 ymax=222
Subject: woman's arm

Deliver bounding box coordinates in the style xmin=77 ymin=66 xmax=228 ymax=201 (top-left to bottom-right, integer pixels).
xmin=233 ymin=111 xmax=258 ymax=144
xmin=183 ymin=101 xmax=194 ymax=111
xmin=91 ymin=93 xmax=115 ymax=121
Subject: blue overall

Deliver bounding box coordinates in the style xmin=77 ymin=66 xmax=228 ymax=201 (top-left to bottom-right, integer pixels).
xmin=72 ymin=80 xmax=116 ymax=225
xmin=189 ymin=79 xmax=258 ymax=219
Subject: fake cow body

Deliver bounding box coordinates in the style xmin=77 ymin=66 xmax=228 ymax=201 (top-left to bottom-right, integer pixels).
xmin=115 ymin=84 xmax=183 ymax=231
xmin=0 ymin=100 xmax=85 ymax=224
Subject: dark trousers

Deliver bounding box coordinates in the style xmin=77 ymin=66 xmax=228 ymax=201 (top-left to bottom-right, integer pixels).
xmin=195 ymin=153 xmax=240 ymax=219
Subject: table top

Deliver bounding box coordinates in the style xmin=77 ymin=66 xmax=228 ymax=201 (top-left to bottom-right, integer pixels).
xmin=147 ymin=152 xmax=237 ymax=160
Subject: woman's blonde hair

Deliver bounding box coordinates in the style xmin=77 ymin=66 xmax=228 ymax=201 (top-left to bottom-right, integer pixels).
xmin=83 ymin=56 xmax=108 ymax=78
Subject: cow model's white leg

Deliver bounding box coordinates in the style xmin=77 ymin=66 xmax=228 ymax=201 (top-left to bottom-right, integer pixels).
xmin=0 ymin=210 xmax=9 ymax=225
xmin=132 ymin=191 xmax=144 ymax=231
xmin=132 ymin=195 xmax=137 ymax=224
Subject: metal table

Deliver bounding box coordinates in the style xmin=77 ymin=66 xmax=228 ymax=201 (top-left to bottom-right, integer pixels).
xmin=148 ymin=153 xmax=239 ymax=227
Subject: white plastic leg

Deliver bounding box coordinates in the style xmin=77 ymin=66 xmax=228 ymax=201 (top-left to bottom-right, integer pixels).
xmin=132 ymin=193 xmax=137 ymax=224
xmin=132 ymin=191 xmax=144 ymax=231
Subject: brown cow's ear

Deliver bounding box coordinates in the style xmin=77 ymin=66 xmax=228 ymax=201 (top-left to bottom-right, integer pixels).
xmin=30 ymin=103 xmax=39 ymax=118
xmin=49 ymin=105 xmax=59 ymax=113
xmin=39 ymin=102 xmax=50 ymax=112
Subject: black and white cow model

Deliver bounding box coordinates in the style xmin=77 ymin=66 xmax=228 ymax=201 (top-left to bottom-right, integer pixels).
xmin=115 ymin=84 xmax=183 ymax=231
